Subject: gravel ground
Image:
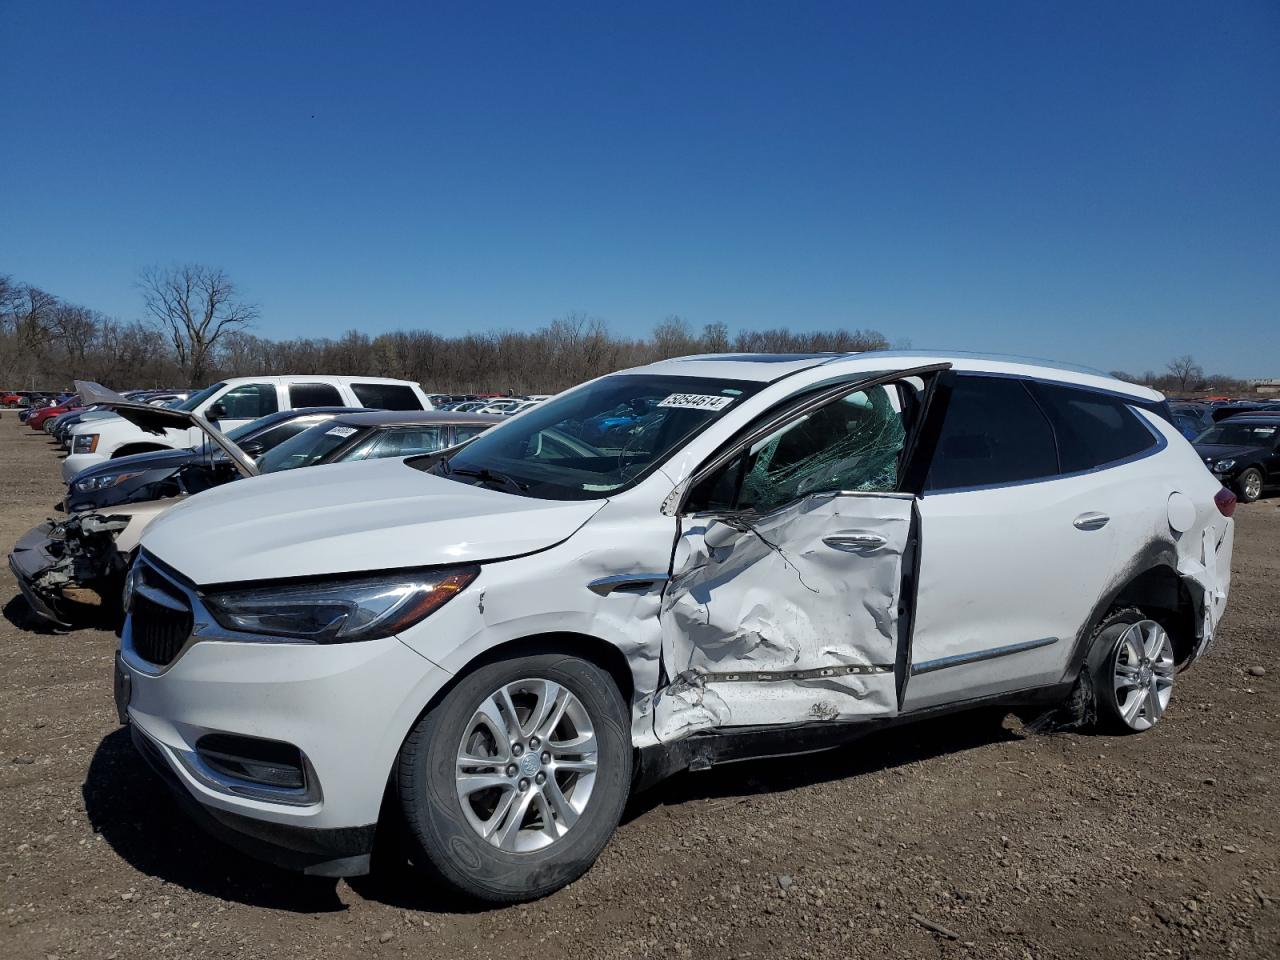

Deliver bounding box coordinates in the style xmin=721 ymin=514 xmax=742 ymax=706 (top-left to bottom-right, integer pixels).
xmin=1 ymin=412 xmax=1276 ymax=960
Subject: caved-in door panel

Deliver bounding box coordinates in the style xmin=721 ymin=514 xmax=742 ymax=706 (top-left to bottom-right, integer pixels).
xmin=654 ymin=493 xmax=912 ymax=740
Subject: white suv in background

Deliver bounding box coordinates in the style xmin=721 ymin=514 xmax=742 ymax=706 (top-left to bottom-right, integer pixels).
xmin=63 ymin=375 xmax=432 ymax=481
xmin=115 ymin=352 xmax=1234 ymax=902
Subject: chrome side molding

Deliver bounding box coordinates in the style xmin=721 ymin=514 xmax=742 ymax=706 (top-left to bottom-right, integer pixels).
xmin=911 ymin=636 xmax=1058 ymax=676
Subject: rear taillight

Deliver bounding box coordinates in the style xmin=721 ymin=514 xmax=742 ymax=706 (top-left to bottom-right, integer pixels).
xmin=1214 ymin=487 xmax=1237 ymax=518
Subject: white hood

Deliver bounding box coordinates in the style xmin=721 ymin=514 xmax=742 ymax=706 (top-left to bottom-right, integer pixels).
xmin=140 ymin=458 xmax=606 ymax=585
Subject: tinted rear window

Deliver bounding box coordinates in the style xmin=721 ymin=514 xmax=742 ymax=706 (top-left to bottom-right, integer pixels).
xmin=1031 ymin=383 xmax=1157 ymax=473
xmin=925 ymin=376 xmax=1058 ymax=490
xmin=351 ymin=383 xmax=423 ymax=410
xmin=289 ymin=382 xmax=344 ymax=408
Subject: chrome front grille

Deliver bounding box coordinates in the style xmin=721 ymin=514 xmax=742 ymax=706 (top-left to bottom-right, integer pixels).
xmin=129 ymin=564 xmax=193 ymax=667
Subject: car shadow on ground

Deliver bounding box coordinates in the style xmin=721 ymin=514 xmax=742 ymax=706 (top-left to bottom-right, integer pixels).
xmin=622 ymin=708 xmax=1024 ymax=824
xmin=2 ymin=595 xmax=63 ymax=634
xmin=84 ymin=709 xmax=1026 ymax=915
xmin=356 ymin=708 xmax=1027 ymax=913
xmin=83 ymin=728 xmax=348 ymax=913
xmin=2 ymin=594 xmax=118 ymax=635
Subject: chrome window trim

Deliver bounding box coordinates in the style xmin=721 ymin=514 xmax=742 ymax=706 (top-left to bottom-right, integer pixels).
xmin=922 ymin=377 xmax=1169 ymax=496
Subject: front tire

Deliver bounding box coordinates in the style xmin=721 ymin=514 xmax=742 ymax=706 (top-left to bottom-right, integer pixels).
xmin=1087 ymin=608 xmax=1176 ymax=733
xmin=1235 ymin=467 xmax=1264 ymax=503
xmin=396 ymin=652 xmax=631 ymax=903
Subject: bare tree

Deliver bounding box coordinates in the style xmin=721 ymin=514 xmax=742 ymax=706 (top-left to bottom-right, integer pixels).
xmin=700 ymin=321 xmax=730 ymax=353
xmin=652 ymin=315 xmax=694 ymax=359
xmin=139 ymin=264 xmax=258 ymax=385
xmin=1166 ymin=354 xmax=1203 ymax=394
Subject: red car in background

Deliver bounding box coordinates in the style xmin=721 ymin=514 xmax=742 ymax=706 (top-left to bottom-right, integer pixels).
xmin=1 ymin=392 xmax=23 ymax=407
xmin=27 ymin=396 xmax=82 ymax=430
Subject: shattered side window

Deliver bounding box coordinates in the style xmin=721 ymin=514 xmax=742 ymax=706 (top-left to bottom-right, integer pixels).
xmin=737 ymin=385 xmax=907 ymax=513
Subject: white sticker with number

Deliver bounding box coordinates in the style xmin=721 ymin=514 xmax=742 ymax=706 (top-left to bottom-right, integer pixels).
xmin=656 ymin=393 xmax=735 ymax=412
xmin=325 ymin=426 xmax=358 ymax=438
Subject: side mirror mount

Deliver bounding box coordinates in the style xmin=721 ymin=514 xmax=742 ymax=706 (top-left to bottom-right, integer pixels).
xmin=701 ymin=516 xmax=745 ymax=550
xmin=660 ymin=479 xmax=688 ymax=517
xmin=206 ymin=402 xmax=227 ymax=421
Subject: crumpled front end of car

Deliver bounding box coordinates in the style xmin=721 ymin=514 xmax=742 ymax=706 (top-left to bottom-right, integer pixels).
xmin=7 ymin=514 xmax=133 ymax=627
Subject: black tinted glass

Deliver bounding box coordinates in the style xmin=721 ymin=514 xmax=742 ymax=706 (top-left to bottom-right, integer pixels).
xmin=925 ymin=376 xmax=1058 ymax=490
xmin=1032 ymin=383 xmax=1157 ymax=473
xmin=289 ymin=383 xmax=343 ymax=408
xmin=351 ymin=383 xmax=423 ymax=410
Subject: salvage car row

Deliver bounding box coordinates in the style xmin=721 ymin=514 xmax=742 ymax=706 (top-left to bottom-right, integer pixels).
xmin=5 ymin=353 xmax=1240 ymax=903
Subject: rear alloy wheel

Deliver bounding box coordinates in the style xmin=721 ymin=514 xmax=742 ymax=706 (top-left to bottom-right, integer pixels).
xmin=397 ymin=653 xmax=630 ymax=903
xmin=1236 ymin=467 xmax=1263 ymax=504
xmin=1091 ymin=611 xmax=1176 ymax=733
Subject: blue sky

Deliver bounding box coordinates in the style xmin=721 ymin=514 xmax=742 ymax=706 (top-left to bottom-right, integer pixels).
xmin=2 ymin=2 xmax=1276 ymax=376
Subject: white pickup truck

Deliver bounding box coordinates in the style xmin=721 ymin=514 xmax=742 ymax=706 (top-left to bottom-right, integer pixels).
xmin=62 ymin=375 xmax=432 ymax=482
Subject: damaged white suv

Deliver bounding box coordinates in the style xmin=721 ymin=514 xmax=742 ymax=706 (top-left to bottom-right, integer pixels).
xmin=114 ymin=352 xmax=1234 ymax=902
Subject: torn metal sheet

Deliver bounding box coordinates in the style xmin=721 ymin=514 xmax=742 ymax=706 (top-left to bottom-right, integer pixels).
xmin=654 ymin=493 xmax=911 ymax=739
xmin=1178 ymin=520 xmax=1233 ymax=659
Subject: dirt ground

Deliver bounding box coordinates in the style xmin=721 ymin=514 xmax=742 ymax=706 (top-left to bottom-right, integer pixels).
xmin=0 ymin=413 xmax=1276 ymax=960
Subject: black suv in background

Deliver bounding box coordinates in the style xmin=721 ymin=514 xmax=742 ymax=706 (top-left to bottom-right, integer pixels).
xmin=1193 ymin=416 xmax=1280 ymax=502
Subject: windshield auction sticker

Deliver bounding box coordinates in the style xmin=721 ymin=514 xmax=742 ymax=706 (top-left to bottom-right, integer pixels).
xmin=325 ymin=425 xmax=358 ymax=438
xmin=657 ymin=393 xmax=735 ymax=411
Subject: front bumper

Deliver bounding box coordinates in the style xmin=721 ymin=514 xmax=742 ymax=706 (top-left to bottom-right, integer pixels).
xmin=8 ymin=523 xmax=76 ymax=627
xmin=117 ymin=593 xmax=455 ymax=874
xmin=128 ymin=722 xmax=376 ymax=876
xmin=62 ymin=452 xmax=108 ymax=483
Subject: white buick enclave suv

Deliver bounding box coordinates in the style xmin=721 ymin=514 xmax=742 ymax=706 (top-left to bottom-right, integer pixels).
xmin=114 ymin=352 xmax=1234 ymax=902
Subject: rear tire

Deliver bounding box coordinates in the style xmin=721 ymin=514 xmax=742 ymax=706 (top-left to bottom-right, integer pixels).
xmin=396 ymin=652 xmax=631 ymax=903
xmin=1086 ymin=607 xmax=1176 ymax=734
xmin=1235 ymin=467 xmax=1263 ymax=503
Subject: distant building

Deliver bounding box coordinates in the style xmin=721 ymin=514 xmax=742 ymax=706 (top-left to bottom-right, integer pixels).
xmin=1246 ymin=378 xmax=1280 ymax=395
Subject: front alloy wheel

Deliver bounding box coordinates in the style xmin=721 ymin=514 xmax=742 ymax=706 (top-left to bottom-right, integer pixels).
xmin=455 ymin=678 xmax=598 ymax=852
xmin=397 ymin=652 xmax=630 ymax=903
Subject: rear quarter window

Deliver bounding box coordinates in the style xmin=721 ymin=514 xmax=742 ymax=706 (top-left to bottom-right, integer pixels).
xmin=289 ymin=382 xmax=344 ymax=408
xmin=350 ymin=383 xmax=423 ymax=411
xmin=1031 ymin=383 xmax=1158 ymax=473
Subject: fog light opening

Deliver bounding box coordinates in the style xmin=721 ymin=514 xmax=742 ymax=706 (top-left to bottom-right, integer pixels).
xmin=195 ymin=733 xmax=307 ymax=791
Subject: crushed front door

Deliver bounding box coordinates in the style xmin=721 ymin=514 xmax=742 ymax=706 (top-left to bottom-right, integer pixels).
xmin=652 ymin=367 xmax=945 ymax=741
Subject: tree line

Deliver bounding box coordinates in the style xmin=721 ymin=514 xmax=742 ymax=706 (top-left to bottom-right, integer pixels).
xmin=1110 ymin=355 xmax=1250 ymax=398
xmin=1 ymin=266 xmax=890 ymax=394
xmin=2 ymin=264 xmax=1252 ymax=397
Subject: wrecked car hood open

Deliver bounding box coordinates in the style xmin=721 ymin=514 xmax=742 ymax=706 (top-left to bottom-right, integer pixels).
xmin=140 ymin=457 xmax=607 ymax=585
xmin=74 ymin=380 xmax=258 ymax=479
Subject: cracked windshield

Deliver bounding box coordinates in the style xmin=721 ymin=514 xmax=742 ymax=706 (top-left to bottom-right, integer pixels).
xmin=425 ymin=374 xmax=762 ymax=500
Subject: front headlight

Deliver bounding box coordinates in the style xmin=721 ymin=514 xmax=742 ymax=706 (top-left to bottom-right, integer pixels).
xmin=74 ymin=471 xmax=143 ymax=492
xmin=203 ymin=566 xmax=479 ymax=643
xmin=73 ymin=433 xmax=100 ymax=454
xmin=1212 ymin=459 xmax=1235 ymax=473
